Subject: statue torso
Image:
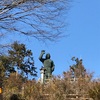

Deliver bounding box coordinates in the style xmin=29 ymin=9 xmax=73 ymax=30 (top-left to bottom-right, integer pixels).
xmin=43 ymin=59 xmax=52 ymax=68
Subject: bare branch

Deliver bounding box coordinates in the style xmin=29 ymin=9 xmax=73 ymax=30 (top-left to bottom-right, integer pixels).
xmin=0 ymin=0 xmax=70 ymax=41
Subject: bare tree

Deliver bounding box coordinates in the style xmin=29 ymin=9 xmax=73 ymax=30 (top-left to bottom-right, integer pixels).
xmin=0 ymin=0 xmax=69 ymax=41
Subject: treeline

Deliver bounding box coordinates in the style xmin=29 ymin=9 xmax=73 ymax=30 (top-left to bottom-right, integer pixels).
xmin=0 ymin=42 xmax=100 ymax=100
xmin=3 ymin=68 xmax=100 ymax=100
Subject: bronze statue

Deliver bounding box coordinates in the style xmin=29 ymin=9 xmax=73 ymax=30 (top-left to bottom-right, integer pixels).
xmin=39 ymin=50 xmax=55 ymax=80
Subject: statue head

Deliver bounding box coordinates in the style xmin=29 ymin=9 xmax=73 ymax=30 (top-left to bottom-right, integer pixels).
xmin=46 ymin=53 xmax=50 ymax=59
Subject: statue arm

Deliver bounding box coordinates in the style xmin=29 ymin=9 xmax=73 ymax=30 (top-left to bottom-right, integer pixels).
xmin=39 ymin=52 xmax=45 ymax=62
xmin=51 ymin=61 xmax=55 ymax=72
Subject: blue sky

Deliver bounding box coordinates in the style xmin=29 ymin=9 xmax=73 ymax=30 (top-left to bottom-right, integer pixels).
xmin=24 ymin=0 xmax=100 ymax=79
xmin=1 ymin=0 xmax=100 ymax=79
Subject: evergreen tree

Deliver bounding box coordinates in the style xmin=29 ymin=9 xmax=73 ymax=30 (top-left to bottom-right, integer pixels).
xmin=0 ymin=41 xmax=37 ymax=78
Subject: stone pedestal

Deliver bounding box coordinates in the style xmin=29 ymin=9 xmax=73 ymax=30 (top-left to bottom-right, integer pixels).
xmin=40 ymin=67 xmax=46 ymax=84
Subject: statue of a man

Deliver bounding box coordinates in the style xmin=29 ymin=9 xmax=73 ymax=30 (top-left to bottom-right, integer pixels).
xmin=39 ymin=50 xmax=55 ymax=80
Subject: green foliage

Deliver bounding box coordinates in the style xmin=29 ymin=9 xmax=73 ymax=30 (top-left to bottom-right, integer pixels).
xmin=8 ymin=41 xmax=37 ymax=78
xmin=0 ymin=55 xmax=15 ymax=78
xmin=0 ymin=41 xmax=37 ymax=78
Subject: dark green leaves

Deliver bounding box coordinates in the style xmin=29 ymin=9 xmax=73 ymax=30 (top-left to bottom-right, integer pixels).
xmin=0 ymin=41 xmax=37 ymax=78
